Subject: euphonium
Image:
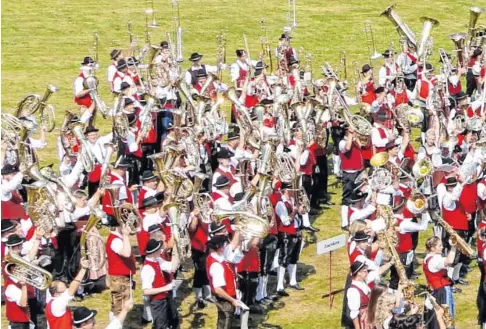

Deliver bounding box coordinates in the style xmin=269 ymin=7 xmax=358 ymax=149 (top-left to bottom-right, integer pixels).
xmin=84 ymin=76 xmax=108 ymax=119
xmin=4 ymin=253 xmax=53 ymax=290
xmin=71 ymin=122 xmax=96 ymax=172
xmin=100 ymin=142 xmax=115 ymax=186
xmin=212 ymin=209 xmax=269 ymax=239
xmin=437 ymin=216 xmax=476 ymax=257
xmin=40 ymin=166 xmax=76 ymax=212
xmin=275 ymin=152 xmax=297 ymax=183
xmin=80 ymin=213 xmax=106 ymax=271
xmin=193 ymin=173 xmax=214 ymax=223
xmin=24 ymin=180 xmax=58 ymax=236
xmin=417 ymin=17 xmax=439 ymax=61
xmin=16 ymin=83 xmax=58 ymax=132
xmin=224 ymin=87 xmax=253 ymax=132
xmin=104 ymin=184 xmax=141 ymax=234
xmin=380 ymin=4 xmax=417 ymax=47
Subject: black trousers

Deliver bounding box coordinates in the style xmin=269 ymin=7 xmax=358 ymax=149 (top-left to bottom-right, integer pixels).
xmin=404 ymin=78 xmax=417 ymax=91
xmin=53 ymin=226 xmax=76 ymax=280
xmin=477 ymin=261 xmax=486 ymax=325
xmin=341 ymin=171 xmax=359 ymax=206
xmin=389 ymin=251 xmax=414 ymax=290
xmin=191 ymin=248 xmax=209 ymax=289
xmin=302 ymin=174 xmax=313 ymax=201
xmin=150 ymin=297 xmax=179 ymax=329
xmin=466 ymin=69 xmax=478 ymax=97
xmin=239 ymin=271 xmax=258 ymax=306
xmin=9 ymin=322 xmax=29 ymax=329
xmin=260 ymin=235 xmax=278 ymax=275
xmin=289 ymin=231 xmax=303 ymax=264
xmin=215 ymin=296 xmax=235 ymax=329
xmin=141 ymin=144 xmax=156 ymax=173
xmin=28 ymin=297 xmax=38 ymax=328
xmin=278 ymin=232 xmax=298 ymax=268
xmin=88 ymin=180 xmax=100 ymax=198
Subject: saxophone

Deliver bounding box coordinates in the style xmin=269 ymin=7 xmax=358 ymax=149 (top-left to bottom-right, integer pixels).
xmin=423 ymin=292 xmax=455 ymax=328
xmin=377 ymin=204 xmax=415 ymax=302
xmin=436 ymin=216 xmax=476 ymax=258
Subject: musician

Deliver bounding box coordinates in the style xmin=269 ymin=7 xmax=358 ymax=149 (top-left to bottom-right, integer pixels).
xmin=141 ymin=238 xmax=180 ymax=329
xmin=188 ymin=206 xmax=211 ymax=309
xmin=106 ymin=220 xmax=136 ymax=317
xmin=423 ymin=236 xmax=457 ymax=329
xmin=413 ymin=63 xmax=437 ymax=106
xmin=466 ymin=48 xmax=483 ymax=97
xmin=370 ymin=86 xmax=395 ymax=131
xmin=246 ymin=61 xmax=272 ymax=106
xmin=346 ymin=190 xmax=376 ymax=228
xmin=389 ymin=195 xmax=430 ymax=290
xmin=212 ymin=148 xmax=238 ymax=194
xmin=72 ymin=298 xmax=133 ymax=329
xmin=108 ymin=49 xmax=124 ymax=87
xmin=137 ymin=194 xmax=165 ymax=260
xmin=230 ymin=50 xmax=256 ymax=88
xmin=45 ymin=259 xmax=89 ymax=329
xmin=378 ymin=49 xmax=398 ymax=88
xmin=206 ymin=234 xmax=245 ymax=329
xmin=356 ymin=64 xmax=376 ymax=105
xmin=396 ymin=42 xmax=418 ymax=91
xmin=275 ymin=34 xmax=298 ymax=72
xmin=1 ymin=164 xmax=25 ymax=220
xmin=390 ymin=73 xmax=411 ymax=107
xmin=339 ymin=125 xmax=364 ymax=229
xmin=112 ymin=59 xmax=134 ymax=93
xmin=74 ymin=57 xmax=96 ymax=107
xmin=84 ymin=125 xmax=113 ymax=197
xmin=275 ymin=183 xmax=303 ymax=296
xmin=123 ymin=112 xmax=143 ymax=186
xmin=184 ymin=52 xmax=220 ymax=86
xmin=345 ymin=261 xmax=371 ymax=329
xmin=138 ymin=170 xmax=161 ymax=209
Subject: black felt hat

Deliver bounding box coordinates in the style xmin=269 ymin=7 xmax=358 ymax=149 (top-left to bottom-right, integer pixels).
xmin=6 ymin=234 xmax=25 ymax=247
xmin=110 ymin=49 xmax=122 ymax=60
xmin=1 ymin=164 xmax=19 ymax=176
xmin=352 ymin=230 xmax=370 ymax=242
xmin=73 ymin=306 xmax=97 ymax=325
xmin=142 ymin=196 xmax=162 ymax=208
xmin=214 ymin=175 xmax=230 ymax=188
xmin=141 ymin=170 xmax=157 ymax=182
xmin=145 ymin=239 xmax=163 ymax=254
xmin=1 ymin=220 xmax=17 ymax=233
xmin=361 ymin=64 xmax=372 ymax=74
xmin=445 ymin=176 xmax=458 ymax=186
xmin=81 ymin=56 xmax=96 ymax=66
xmin=216 ymin=148 xmax=234 ymax=159
xmin=189 ymin=52 xmax=203 ymax=61
xmin=350 ymin=261 xmax=368 ymax=276
xmin=116 ymin=59 xmax=128 ymax=70
xmin=84 ymin=126 xmax=99 ymax=134
xmin=120 ymin=82 xmax=131 ymax=91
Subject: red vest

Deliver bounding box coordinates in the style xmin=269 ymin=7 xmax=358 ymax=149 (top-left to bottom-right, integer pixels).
xmin=215 ymin=167 xmax=237 ymax=186
xmin=268 ymin=192 xmax=282 ymax=236
xmin=236 ymin=246 xmax=260 ymax=273
xmin=136 ymin=114 xmax=157 ymax=144
xmin=143 ymin=258 xmax=170 ymax=300
xmin=106 ymin=233 xmax=136 ymax=276
xmin=419 ymin=79 xmax=431 ymax=100
xmin=236 ymin=66 xmax=248 ymax=87
xmin=423 ymin=255 xmax=451 ymax=290
xmin=360 ymin=140 xmax=373 ymax=161
xmin=392 ymin=89 xmax=408 ymax=106
xmin=348 ymin=246 xmax=365 ymax=265
xmin=206 ymin=253 xmax=237 ymax=298
xmin=4 ymin=276 xmax=30 ymax=323
xmin=45 ymin=298 xmax=73 ymax=329
xmin=339 ymin=141 xmax=364 ymax=172
xmin=477 ymin=221 xmax=486 ymax=259
xmin=459 ymin=182 xmax=478 ymax=214
xmin=361 ymin=81 xmax=376 ymax=105
xmin=349 ymin=283 xmax=369 ymax=309
xmin=136 ymin=216 xmax=151 ymax=257
xmin=102 ymin=173 xmax=133 ymax=216
xmin=190 ymin=219 xmax=209 ymax=252
xmin=73 ymin=73 xmax=92 ymax=107
xmin=290 ymin=139 xmax=316 ymax=175
xmin=396 ymin=218 xmax=413 ymax=253
xmin=87 ymin=164 xmax=102 ymax=183
xmin=1 ymin=190 xmax=26 ymax=219
xmin=111 ymin=71 xmax=124 ymax=91
xmin=448 ymin=80 xmax=462 ymax=95
xmin=442 ymin=201 xmax=468 ymax=231
xmin=276 ymin=200 xmax=296 ymax=235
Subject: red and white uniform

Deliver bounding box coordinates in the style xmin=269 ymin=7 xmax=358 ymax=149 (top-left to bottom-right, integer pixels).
xmin=230 ymin=59 xmax=251 ymax=88
xmin=73 ymin=72 xmax=92 ymax=107
xmin=138 ymin=186 xmax=157 ymax=210
xmin=189 ymin=214 xmax=210 ymax=252
xmin=442 ymin=186 xmax=469 ymax=231
xmin=137 ymin=212 xmax=164 ymax=256
xmin=378 ymin=62 xmax=399 ymax=87
xmin=338 ymin=138 xmax=364 ymax=173
xmin=371 ymin=123 xmax=395 ymax=154
xmin=141 ymin=256 xmax=173 ymax=300
xmin=4 ymin=275 xmax=30 ymax=325
xmin=112 ymin=71 xmax=134 ymax=93
xmin=102 ymin=172 xmax=133 ymax=216
xmin=206 ymin=252 xmax=238 ymax=298
xmin=423 ymin=253 xmax=451 ymax=290
xmin=357 ymin=80 xmax=376 ymax=105
xmin=211 ymin=166 xmax=238 ymax=193
xmin=275 ymin=195 xmax=296 ymax=235
xmin=45 ymin=291 xmax=74 ymax=329
xmin=1 ymin=172 xmax=26 ymax=220
xmin=416 ymin=76 xmax=438 ymax=102
xmin=106 ymin=231 xmax=136 ymax=276
xmin=346 ymin=280 xmax=370 ymax=327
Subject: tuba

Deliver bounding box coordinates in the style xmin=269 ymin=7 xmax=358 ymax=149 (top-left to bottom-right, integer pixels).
xmin=4 ymin=253 xmax=53 ymax=290
xmin=71 ymin=122 xmax=96 ymax=172
xmin=449 ymin=33 xmax=468 ymax=68
xmin=193 ymin=172 xmax=214 ymax=224
xmin=104 ymin=184 xmax=141 ymax=234
xmin=212 ymin=209 xmax=269 ymax=239
xmin=24 ymin=180 xmax=58 ymax=236
xmin=224 ymin=87 xmax=253 ymax=132
xmin=40 ymin=166 xmax=76 ymax=212
xmin=417 ymin=17 xmax=439 ymax=61
xmin=83 ymin=76 xmax=108 ymax=119
xmin=380 ymin=4 xmax=417 ymax=47
xmin=80 ymin=213 xmax=106 ymax=271
xmin=468 ymin=7 xmax=485 ymax=38
xmin=16 ymin=83 xmax=58 ymax=132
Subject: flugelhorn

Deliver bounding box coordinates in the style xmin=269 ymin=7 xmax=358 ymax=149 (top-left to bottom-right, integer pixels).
xmin=4 ymin=253 xmax=53 ymax=290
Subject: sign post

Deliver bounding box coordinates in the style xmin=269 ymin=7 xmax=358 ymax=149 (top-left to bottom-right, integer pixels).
xmin=317 ymin=234 xmax=346 ymax=308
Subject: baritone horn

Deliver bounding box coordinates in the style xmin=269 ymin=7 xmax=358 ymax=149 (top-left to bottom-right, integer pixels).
xmin=212 ymin=209 xmax=269 ymax=239
xmin=4 ymin=253 xmax=53 ymax=290
xmin=16 ymin=83 xmax=58 ymax=132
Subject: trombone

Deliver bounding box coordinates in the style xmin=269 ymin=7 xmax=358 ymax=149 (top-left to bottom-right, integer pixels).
xmin=363 ymin=21 xmax=382 ymax=64
xmin=145 ymin=0 xmax=158 ymax=28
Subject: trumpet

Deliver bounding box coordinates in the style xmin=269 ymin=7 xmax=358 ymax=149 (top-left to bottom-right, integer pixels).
xmin=4 ymin=253 xmax=53 ymax=290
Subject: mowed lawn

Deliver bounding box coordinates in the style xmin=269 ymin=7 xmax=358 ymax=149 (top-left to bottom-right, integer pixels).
xmin=1 ymin=0 xmax=482 ymax=328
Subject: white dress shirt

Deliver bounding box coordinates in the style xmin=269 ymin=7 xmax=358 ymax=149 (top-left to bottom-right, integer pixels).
xmin=347 ymin=280 xmax=371 ymax=320
xmin=1 ymin=172 xmax=23 ymax=201
xmin=141 ymin=256 xmax=173 ymax=290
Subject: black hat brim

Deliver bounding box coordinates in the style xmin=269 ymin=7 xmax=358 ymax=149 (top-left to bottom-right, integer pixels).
xmin=73 ymin=310 xmax=97 ymax=325
xmin=145 ymin=240 xmax=163 ymax=254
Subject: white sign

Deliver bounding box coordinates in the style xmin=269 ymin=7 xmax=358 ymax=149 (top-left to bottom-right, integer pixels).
xmin=317 ymin=234 xmax=346 ymax=255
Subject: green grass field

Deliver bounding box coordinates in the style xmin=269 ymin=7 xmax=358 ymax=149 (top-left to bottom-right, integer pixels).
xmin=2 ymin=0 xmax=483 ymax=328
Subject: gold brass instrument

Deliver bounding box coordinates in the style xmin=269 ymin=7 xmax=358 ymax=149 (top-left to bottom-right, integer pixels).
xmin=163 ymin=201 xmax=183 ymax=255
xmin=216 ymin=30 xmax=227 ymax=80
xmin=80 ymin=213 xmax=106 ymax=271
xmin=422 ymin=292 xmax=455 ymax=329
xmin=437 ymin=216 xmax=476 ymax=257
xmin=104 ymin=184 xmax=141 ymax=234
xmin=16 ymin=83 xmax=59 ymax=132
xmin=292 ymin=175 xmax=311 ymax=213
xmin=380 ymin=4 xmax=417 ymax=47
xmin=224 ymin=87 xmax=253 ymax=132
xmin=468 ymin=7 xmax=485 ymax=44
xmin=1 ymin=113 xmax=22 ymax=154
xmin=449 ymin=33 xmax=468 ymax=68
xmin=395 ymin=104 xmax=424 ymax=129
xmin=83 ymin=76 xmax=108 ymax=119
xmin=71 ymin=122 xmax=96 ymax=172
xmin=363 ymin=21 xmax=382 ymax=63
xmin=100 ymin=143 xmax=115 ymax=186
xmin=260 ymin=18 xmax=273 ymax=73
xmin=275 ymin=151 xmax=297 ymax=183
xmin=17 ymin=118 xmax=40 ymax=170
xmin=417 ymin=17 xmax=439 ymax=62
xmin=412 ymin=158 xmax=433 ymax=179
xmin=39 ymin=166 xmax=76 ymax=212
xmin=233 ymin=184 xmax=259 ymax=212
xmin=212 ymin=209 xmax=269 ymax=239
xmin=4 ymin=253 xmax=53 ymax=290
xmin=379 ymin=230 xmax=415 ymax=302
xmin=193 ymin=173 xmax=213 ymax=224
xmin=24 ymin=180 xmax=58 ymax=237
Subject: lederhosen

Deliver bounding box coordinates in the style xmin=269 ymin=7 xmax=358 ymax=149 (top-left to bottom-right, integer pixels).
xmin=261 ymin=192 xmax=279 ymax=275
xmin=276 ymin=200 xmax=298 ymax=268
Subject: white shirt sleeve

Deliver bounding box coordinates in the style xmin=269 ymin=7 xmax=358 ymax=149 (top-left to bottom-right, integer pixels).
xmin=275 ymin=201 xmax=290 ymax=226
xmin=230 ymin=63 xmax=240 ymax=82
xmin=51 ymin=291 xmax=74 ymax=317
xmin=378 ymin=66 xmax=387 ymax=86
xmin=346 ymin=287 xmax=361 ymax=319
xmin=110 ymin=237 xmax=124 ymax=255
xmin=5 ymin=284 xmax=22 ymax=305
xmin=104 ymin=317 xmax=123 ymax=329
xmin=184 ymin=71 xmax=193 ymax=86
xmin=371 ymin=128 xmax=389 ymax=148
xmin=349 ymin=204 xmax=376 ymax=223
xmin=479 ymin=182 xmax=486 ymax=200
xmin=2 ymin=172 xmax=23 ymax=195
xmin=141 ymin=264 xmax=156 ymax=290
xmin=108 ymin=65 xmax=117 ymax=83
xmin=427 ymin=254 xmax=446 ymax=273
xmin=442 ymin=185 xmax=463 ymax=211
xmin=300 ymin=150 xmax=310 ymax=166
xmin=224 ymin=244 xmax=244 ymax=264
xmin=158 ymin=258 xmax=173 ymax=273
xmin=125 ymin=131 xmax=139 ymax=153
xmin=74 ymin=77 xmax=85 ymax=96
xmin=399 ymin=213 xmax=430 ymax=234
xmin=214 ymin=196 xmax=233 ymax=211
xmin=61 ymin=159 xmax=84 ymax=188
xmin=80 ymin=110 xmax=93 ymax=124
xmin=112 ymin=76 xmax=122 ymax=93
xmin=209 ymin=262 xmax=226 ymax=288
